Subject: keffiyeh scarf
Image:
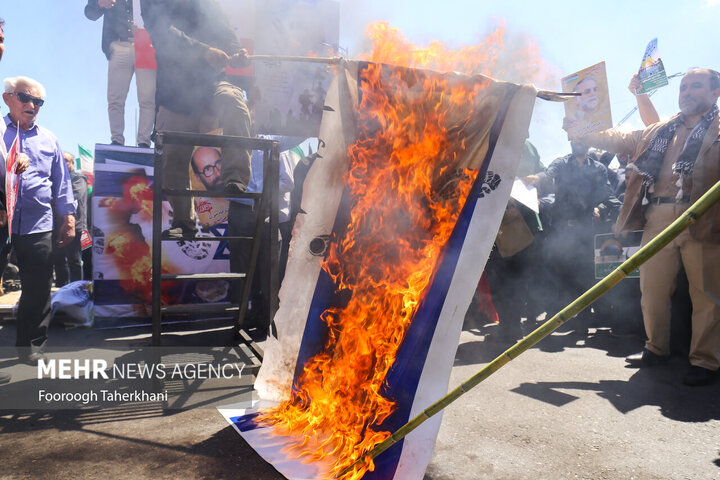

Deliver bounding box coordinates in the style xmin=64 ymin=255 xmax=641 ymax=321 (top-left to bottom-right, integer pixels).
xmin=631 ymin=103 xmax=718 ymax=203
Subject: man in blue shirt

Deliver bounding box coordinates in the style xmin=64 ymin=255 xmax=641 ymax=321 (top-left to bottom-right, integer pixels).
xmin=2 ymin=76 xmax=75 ymax=364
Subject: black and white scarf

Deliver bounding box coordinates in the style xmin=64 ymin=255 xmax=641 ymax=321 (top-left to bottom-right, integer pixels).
xmin=631 ymin=103 xmax=718 ymax=203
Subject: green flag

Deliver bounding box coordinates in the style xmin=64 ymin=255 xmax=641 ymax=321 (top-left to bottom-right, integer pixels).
xmin=78 ymin=145 xmax=94 ymax=194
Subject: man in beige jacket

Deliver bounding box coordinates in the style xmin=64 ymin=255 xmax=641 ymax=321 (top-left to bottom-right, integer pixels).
xmin=571 ymin=68 xmax=720 ymax=386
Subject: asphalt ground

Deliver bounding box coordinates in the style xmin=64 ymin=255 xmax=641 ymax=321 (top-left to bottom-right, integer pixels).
xmin=0 ymin=307 xmax=718 ymax=480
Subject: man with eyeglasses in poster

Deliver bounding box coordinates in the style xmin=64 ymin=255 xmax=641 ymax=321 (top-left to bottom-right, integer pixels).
xmin=190 ymin=146 xmax=228 ymax=230
xmin=1 ymin=75 xmax=75 ymax=366
xmin=191 ymin=146 xmax=223 ymax=191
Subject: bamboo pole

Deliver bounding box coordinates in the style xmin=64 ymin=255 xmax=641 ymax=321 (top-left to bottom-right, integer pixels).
xmin=336 ymin=179 xmax=720 ymax=478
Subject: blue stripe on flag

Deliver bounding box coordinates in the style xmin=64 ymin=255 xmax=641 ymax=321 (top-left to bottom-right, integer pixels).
xmin=365 ymin=85 xmax=520 ymax=479
xmin=232 ymin=412 xmax=264 ymax=432
xmin=291 ymin=189 xmax=355 ymax=389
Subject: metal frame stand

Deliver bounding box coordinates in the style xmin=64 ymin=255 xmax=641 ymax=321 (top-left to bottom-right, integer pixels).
xmin=151 ymin=131 xmax=280 ymax=347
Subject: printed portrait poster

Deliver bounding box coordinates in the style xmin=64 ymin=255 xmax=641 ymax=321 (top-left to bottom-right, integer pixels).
xmin=561 ymin=62 xmax=612 ymax=138
xmin=189 ymin=128 xmax=230 ymax=230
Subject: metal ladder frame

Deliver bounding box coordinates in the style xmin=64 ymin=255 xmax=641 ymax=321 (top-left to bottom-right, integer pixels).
xmin=151 ymin=131 xmax=280 ymax=347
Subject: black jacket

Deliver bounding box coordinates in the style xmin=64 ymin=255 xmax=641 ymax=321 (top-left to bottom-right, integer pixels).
xmin=542 ymin=153 xmax=620 ymax=224
xmin=84 ymin=0 xmax=133 ymax=60
xmin=141 ymin=0 xmax=241 ymax=115
xmin=70 ymin=172 xmax=89 ymax=233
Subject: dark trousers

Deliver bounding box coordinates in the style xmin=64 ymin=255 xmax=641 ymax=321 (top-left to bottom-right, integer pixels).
xmin=53 ymin=231 xmax=83 ymax=286
xmin=82 ymin=245 xmax=93 ymax=281
xmin=0 ymin=227 xmax=10 ymax=279
xmin=543 ymin=222 xmax=595 ymax=320
xmin=14 ymin=232 xmax=53 ymax=350
xmin=486 ymin=240 xmax=543 ymax=327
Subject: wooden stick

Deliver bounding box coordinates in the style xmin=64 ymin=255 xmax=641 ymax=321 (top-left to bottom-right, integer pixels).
xmin=248 ymin=54 xmax=343 ymax=65
xmin=244 ymin=55 xmax=581 ymax=101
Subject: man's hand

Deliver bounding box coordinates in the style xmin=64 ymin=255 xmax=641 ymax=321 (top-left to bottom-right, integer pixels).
xmin=229 ymin=49 xmax=250 ymax=69
xmin=612 ymin=222 xmax=629 ymax=238
xmin=628 ymin=74 xmax=642 ymax=96
xmin=0 ymin=210 xmax=7 ymax=229
xmin=13 ymin=153 xmax=29 ymax=174
xmin=98 ymin=0 xmax=116 ymax=9
xmin=522 ymin=174 xmax=540 ymax=185
xmin=204 ymin=47 xmax=230 ymax=70
xmin=629 ymin=73 xmax=660 ymax=126
xmin=57 ymin=215 xmax=76 ymax=247
xmin=562 ymin=116 xmax=580 ymax=140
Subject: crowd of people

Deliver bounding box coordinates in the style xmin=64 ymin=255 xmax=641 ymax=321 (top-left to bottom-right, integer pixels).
xmin=480 ymin=69 xmax=720 ymax=387
xmin=0 ymin=2 xmax=718 ymax=393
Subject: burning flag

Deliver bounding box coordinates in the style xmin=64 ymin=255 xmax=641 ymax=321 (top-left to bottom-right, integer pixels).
xmin=221 ymin=56 xmax=536 ymax=479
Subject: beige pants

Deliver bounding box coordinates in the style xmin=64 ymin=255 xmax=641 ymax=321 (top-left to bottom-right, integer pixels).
xmin=155 ymin=81 xmax=252 ymax=230
xmin=107 ymin=40 xmax=156 ymax=146
xmin=640 ymin=203 xmax=720 ymax=370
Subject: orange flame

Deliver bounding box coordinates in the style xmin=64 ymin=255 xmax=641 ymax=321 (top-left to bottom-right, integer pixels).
xmin=258 ymin=21 xmax=550 ymax=479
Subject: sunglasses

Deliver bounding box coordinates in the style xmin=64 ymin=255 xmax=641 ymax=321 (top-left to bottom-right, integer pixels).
xmin=11 ymin=91 xmax=44 ymax=107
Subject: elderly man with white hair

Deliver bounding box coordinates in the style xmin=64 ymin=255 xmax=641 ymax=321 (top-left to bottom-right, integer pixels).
xmin=2 ymin=75 xmax=75 ymax=365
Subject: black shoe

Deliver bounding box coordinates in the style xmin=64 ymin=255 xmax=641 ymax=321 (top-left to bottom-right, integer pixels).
xmin=19 ymin=352 xmax=47 ymax=366
xmin=683 ymin=366 xmax=717 ymax=386
xmin=224 ymin=181 xmax=247 ymax=195
xmin=626 ymin=349 xmax=669 ymax=367
xmin=0 ymin=371 xmax=10 ymax=385
xmin=3 ymin=263 xmax=19 ymax=280
xmin=138 ymin=142 xmax=151 ymax=148
xmin=161 ymin=226 xmax=197 ymax=239
xmin=111 ymin=141 xmax=123 ymax=146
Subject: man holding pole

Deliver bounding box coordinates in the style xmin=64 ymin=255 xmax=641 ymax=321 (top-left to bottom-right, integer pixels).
xmin=570 ymin=68 xmax=720 ymax=386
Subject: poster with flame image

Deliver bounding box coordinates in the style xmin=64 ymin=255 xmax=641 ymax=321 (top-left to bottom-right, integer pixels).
xmin=92 ymin=147 xmax=232 ymax=322
xmin=220 ymin=59 xmax=537 ymax=479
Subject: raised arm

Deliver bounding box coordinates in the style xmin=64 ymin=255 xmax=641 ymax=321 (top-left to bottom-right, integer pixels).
xmin=629 ymin=74 xmax=660 ymax=127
